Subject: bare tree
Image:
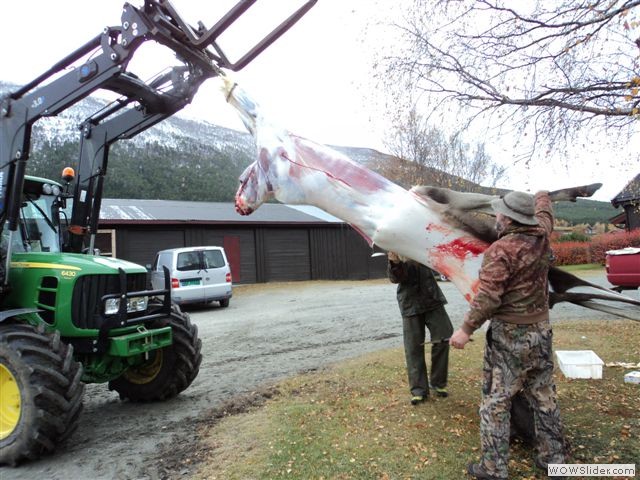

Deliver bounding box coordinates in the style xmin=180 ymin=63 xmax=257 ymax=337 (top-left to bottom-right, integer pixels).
xmin=382 ymin=105 xmax=506 ymax=189
xmin=380 ymin=0 xmax=640 ymax=152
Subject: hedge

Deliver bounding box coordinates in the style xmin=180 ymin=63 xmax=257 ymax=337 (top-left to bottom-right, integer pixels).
xmin=551 ymin=230 xmax=640 ymax=266
xmin=552 ymin=241 xmax=592 ymax=265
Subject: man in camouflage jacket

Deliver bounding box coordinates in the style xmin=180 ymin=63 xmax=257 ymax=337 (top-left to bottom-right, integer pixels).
xmin=450 ymin=190 xmax=567 ymax=480
xmin=388 ymin=252 xmax=453 ymax=404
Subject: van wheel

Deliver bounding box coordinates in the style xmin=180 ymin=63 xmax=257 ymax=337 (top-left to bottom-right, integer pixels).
xmin=108 ymin=305 xmax=202 ymax=401
xmin=219 ymin=299 xmax=230 ymax=308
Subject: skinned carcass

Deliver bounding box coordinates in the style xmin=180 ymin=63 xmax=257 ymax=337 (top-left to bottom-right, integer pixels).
xmin=221 ymin=76 xmax=640 ymax=322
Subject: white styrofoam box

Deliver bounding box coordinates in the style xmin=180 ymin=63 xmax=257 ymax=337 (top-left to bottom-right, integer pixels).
xmin=555 ymin=350 xmax=604 ymax=379
xmin=624 ymin=371 xmax=640 ymax=384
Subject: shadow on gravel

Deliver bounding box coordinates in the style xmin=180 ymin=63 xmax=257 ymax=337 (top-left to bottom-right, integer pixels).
xmin=143 ymin=386 xmax=280 ymax=479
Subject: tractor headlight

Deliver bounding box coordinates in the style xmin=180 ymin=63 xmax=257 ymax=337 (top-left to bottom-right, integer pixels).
xmin=128 ymin=296 xmax=148 ymax=312
xmin=104 ymin=296 xmax=148 ymax=315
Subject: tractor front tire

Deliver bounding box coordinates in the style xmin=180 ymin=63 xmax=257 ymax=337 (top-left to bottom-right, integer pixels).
xmin=108 ymin=306 xmax=202 ymax=402
xmin=0 ymin=323 xmax=84 ymax=466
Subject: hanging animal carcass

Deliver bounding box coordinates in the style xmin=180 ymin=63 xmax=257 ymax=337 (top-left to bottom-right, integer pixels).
xmin=221 ymin=76 xmax=640 ymax=322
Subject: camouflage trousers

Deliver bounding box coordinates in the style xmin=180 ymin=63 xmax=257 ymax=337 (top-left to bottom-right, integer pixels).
xmin=479 ymin=321 xmax=566 ymax=478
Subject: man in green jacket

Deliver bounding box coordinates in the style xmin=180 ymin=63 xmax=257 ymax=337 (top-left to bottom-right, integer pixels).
xmin=388 ymin=252 xmax=453 ymax=405
xmin=450 ymin=191 xmax=567 ymax=480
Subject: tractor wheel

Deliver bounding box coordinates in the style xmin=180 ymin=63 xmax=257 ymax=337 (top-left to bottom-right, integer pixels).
xmin=0 ymin=323 xmax=84 ymax=466
xmin=108 ymin=305 xmax=202 ymax=402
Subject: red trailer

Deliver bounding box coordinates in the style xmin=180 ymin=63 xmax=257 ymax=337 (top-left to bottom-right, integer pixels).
xmin=605 ymin=247 xmax=640 ymax=291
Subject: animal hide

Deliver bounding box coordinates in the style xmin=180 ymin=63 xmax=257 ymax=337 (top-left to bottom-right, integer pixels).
xmin=221 ymin=75 xmax=640 ymax=322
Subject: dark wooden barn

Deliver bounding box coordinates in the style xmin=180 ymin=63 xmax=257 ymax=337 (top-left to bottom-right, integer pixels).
xmin=611 ymin=173 xmax=640 ymax=232
xmin=95 ymin=199 xmax=387 ymax=284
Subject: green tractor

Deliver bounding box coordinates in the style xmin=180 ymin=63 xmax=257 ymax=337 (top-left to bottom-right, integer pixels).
xmin=0 ymin=0 xmax=316 ymax=465
xmin=0 ymin=175 xmax=201 ymax=464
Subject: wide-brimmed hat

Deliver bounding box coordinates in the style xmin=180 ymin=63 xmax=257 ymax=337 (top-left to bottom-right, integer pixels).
xmin=490 ymin=191 xmax=538 ymax=225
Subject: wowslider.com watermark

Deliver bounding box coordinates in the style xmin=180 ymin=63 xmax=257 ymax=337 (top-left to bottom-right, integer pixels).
xmin=548 ymin=464 xmax=635 ymax=477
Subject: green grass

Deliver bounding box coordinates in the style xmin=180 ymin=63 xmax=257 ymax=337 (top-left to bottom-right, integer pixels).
xmin=194 ymin=320 xmax=640 ymax=480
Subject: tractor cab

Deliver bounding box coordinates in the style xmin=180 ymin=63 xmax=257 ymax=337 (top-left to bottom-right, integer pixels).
xmin=2 ymin=176 xmax=68 ymax=255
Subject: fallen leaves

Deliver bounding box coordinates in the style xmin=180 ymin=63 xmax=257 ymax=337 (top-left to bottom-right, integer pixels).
xmin=193 ymin=320 xmax=640 ymax=480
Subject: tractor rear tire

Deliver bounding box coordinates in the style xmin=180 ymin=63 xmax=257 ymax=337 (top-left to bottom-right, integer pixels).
xmin=108 ymin=306 xmax=202 ymax=402
xmin=0 ymin=323 xmax=84 ymax=466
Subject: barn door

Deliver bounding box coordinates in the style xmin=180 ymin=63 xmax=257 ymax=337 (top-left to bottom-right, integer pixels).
xmin=223 ymin=236 xmax=241 ymax=283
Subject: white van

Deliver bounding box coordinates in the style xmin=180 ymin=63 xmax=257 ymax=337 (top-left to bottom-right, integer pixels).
xmin=150 ymin=246 xmax=232 ymax=307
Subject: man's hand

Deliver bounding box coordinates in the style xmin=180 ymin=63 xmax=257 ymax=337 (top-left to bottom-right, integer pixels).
xmin=387 ymin=251 xmax=400 ymax=263
xmin=450 ymin=328 xmax=471 ymax=349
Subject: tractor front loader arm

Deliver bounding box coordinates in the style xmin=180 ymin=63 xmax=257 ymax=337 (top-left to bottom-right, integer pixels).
xmin=0 ymin=0 xmax=317 ymax=287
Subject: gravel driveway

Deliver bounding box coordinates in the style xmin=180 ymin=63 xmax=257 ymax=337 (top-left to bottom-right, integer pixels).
xmin=1 ymin=270 xmax=623 ymax=480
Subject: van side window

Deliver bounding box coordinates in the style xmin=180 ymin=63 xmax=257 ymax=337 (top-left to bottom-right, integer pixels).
xmin=203 ymin=250 xmax=225 ymax=269
xmin=177 ymin=252 xmax=200 ymax=271
xmin=157 ymin=253 xmax=171 ymax=271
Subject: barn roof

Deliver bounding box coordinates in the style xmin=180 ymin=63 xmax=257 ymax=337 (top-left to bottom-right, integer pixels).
xmin=99 ymin=199 xmax=344 ymax=225
xmin=611 ymin=173 xmax=640 ymax=207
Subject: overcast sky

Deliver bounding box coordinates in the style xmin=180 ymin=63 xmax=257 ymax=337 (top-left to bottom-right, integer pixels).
xmin=1 ymin=1 xmax=637 ymax=203
xmin=1 ymin=1 xmax=389 ymax=145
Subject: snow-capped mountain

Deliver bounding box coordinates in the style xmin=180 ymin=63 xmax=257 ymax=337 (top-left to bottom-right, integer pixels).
xmin=0 ymin=80 xmax=254 ymax=154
